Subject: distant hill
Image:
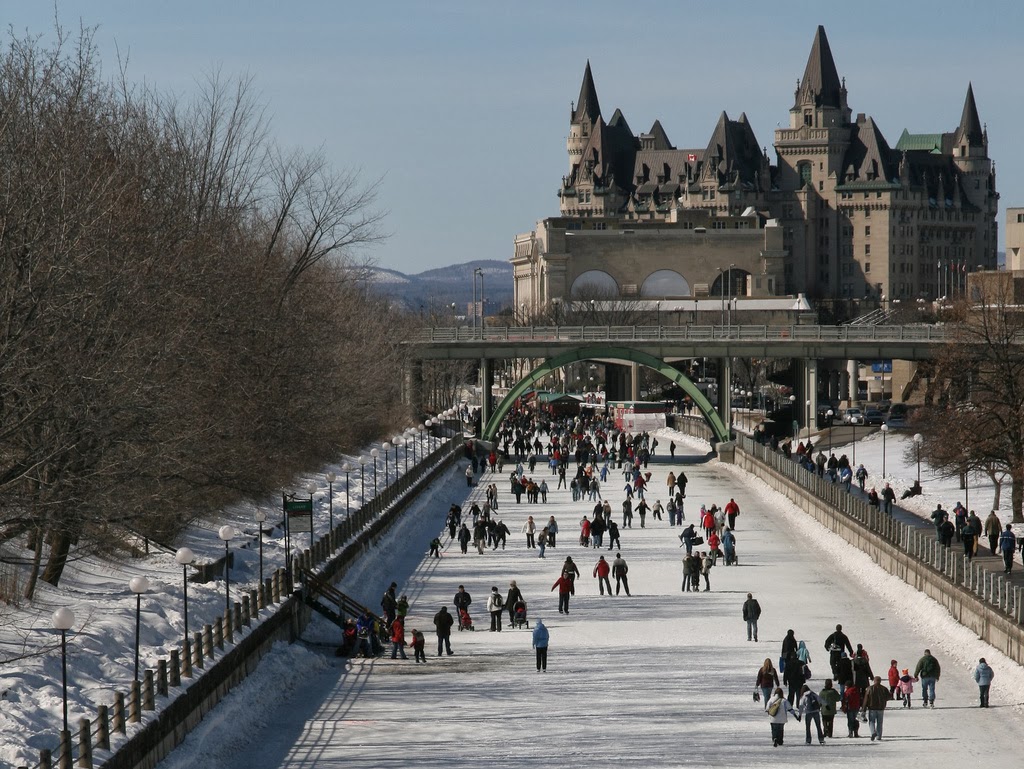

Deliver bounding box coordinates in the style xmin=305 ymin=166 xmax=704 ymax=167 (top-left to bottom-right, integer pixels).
xmin=365 ymin=259 xmax=513 ymax=317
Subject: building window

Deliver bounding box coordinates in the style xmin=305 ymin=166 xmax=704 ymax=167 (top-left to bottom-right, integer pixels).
xmin=865 ymin=226 xmax=871 ymax=237
xmin=865 ymin=244 xmax=871 ymax=256
xmin=865 ymin=262 xmax=871 ymax=273
xmin=798 ymin=163 xmax=812 ymax=189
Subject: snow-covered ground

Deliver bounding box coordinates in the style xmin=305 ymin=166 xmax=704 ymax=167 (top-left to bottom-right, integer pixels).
xmin=0 ymin=434 xmax=440 ymax=769
xmin=149 ymin=430 xmax=1024 ymax=769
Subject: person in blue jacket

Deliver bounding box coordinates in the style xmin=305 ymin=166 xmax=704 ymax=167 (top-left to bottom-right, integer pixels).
xmin=973 ymin=657 xmax=995 ymax=707
xmin=532 ymin=618 xmax=549 ymax=672
xmin=998 ymin=524 xmax=1017 ymax=574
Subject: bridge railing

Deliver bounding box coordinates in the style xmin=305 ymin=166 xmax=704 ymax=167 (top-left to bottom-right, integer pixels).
xmin=414 ymin=324 xmax=948 ymax=343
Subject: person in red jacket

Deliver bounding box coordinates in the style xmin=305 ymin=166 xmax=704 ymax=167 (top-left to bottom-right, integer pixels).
xmin=707 ymin=530 xmax=721 ymax=563
xmin=725 ymin=498 xmax=740 ymax=529
xmin=390 ymin=617 xmax=408 ymax=660
xmin=593 ymin=555 xmax=612 ymax=596
xmin=887 ymin=660 xmax=901 ymax=701
xmin=701 ymin=508 xmax=716 ymax=540
xmin=551 ymin=573 xmax=575 ymax=614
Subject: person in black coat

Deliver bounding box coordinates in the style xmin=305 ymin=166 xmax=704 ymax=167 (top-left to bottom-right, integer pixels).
xmin=781 ymin=629 xmax=798 ymax=662
xmin=457 ymin=524 xmax=471 ymax=554
xmin=835 ymin=652 xmax=854 ymax=696
xmin=433 ymin=607 xmax=454 ymax=656
xmin=824 ymin=624 xmax=854 ymax=676
xmin=783 ymin=654 xmax=807 ymax=705
xmin=505 ymin=580 xmax=524 ymax=627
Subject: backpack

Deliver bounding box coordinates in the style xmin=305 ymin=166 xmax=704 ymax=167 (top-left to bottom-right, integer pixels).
xmin=492 ymin=593 xmax=503 ymax=609
xmin=767 ymin=699 xmax=782 ymax=717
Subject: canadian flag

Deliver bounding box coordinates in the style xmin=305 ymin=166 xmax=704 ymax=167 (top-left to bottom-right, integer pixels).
xmin=687 ymin=153 xmax=697 ymax=162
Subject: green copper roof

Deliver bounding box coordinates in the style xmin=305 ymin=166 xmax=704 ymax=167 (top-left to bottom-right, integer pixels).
xmin=895 ymin=129 xmax=943 ymax=153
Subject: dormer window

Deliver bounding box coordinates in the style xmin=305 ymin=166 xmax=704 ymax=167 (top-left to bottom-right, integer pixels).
xmin=798 ymin=162 xmax=812 ymax=189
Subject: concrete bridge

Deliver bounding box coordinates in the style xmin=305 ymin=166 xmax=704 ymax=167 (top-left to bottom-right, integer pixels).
xmin=405 ymin=324 xmax=948 ymax=443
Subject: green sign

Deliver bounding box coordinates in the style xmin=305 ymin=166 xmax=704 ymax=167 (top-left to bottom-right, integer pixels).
xmin=284 ymin=498 xmax=313 ymax=513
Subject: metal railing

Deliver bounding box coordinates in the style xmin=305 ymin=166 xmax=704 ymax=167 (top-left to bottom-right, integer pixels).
xmin=412 ymin=324 xmax=949 ymax=344
xmin=738 ymin=434 xmax=1024 ymax=627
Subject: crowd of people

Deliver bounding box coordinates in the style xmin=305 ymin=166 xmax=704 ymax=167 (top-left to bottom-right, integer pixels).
xmin=335 ymin=407 xmax=1008 ymax=748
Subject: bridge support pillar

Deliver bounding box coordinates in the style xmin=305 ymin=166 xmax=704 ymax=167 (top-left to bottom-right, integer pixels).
xmin=604 ymin=364 xmax=631 ymax=402
xmin=796 ymin=359 xmax=819 ymax=438
xmin=847 ymin=359 xmax=859 ymax=406
xmin=480 ymin=358 xmax=492 ymax=429
xmin=717 ymin=357 xmax=733 ymax=435
xmin=630 ymin=362 xmax=640 ymax=401
xmin=403 ymin=360 xmax=423 ymax=414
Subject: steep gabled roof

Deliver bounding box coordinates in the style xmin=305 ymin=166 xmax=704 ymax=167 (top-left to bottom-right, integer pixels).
xmin=701 ymin=111 xmax=764 ymax=186
xmin=955 ymin=83 xmax=984 ymax=147
xmin=572 ymin=61 xmax=602 ymax=124
xmin=642 ymin=120 xmax=673 ymax=150
xmin=796 ymin=25 xmax=843 ymax=109
xmin=841 ymin=116 xmax=898 ymax=184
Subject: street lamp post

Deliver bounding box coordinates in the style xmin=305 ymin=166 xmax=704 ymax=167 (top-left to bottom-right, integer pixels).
xmin=129 ymin=576 xmax=150 ymax=681
xmin=381 ymin=443 xmax=391 ymax=487
xmin=218 ymin=525 xmax=235 ymax=618
xmin=175 ymin=548 xmax=195 ymax=651
xmin=472 ymin=269 xmax=479 ymax=336
xmin=370 ymin=448 xmax=379 ymax=497
xmin=360 ymin=458 xmax=366 ymax=511
xmin=826 ymin=410 xmax=834 ymax=456
xmin=717 ymin=267 xmax=726 ymax=326
xmin=805 ymin=400 xmax=811 ymax=441
xmin=52 ymin=608 xmax=75 ymax=734
xmin=789 ymin=394 xmax=797 ymax=437
xmin=392 ymin=436 xmax=403 ymax=477
xmin=914 ymin=433 xmax=924 ymax=485
xmin=325 ymin=472 xmax=335 ymax=531
xmin=880 ymin=423 xmax=888 ymax=478
xmin=343 ymin=463 xmax=352 ymax=519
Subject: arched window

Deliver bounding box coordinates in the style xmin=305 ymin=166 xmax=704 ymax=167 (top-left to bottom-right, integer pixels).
xmin=570 ymin=270 xmax=619 ymax=296
xmin=640 ymin=270 xmax=691 ymax=297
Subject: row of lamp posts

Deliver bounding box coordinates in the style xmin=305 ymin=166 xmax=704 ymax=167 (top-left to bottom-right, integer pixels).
xmin=51 ymin=414 xmax=456 ymax=738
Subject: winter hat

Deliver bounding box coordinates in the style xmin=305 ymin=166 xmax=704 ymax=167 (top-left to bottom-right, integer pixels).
xmin=890 ymin=659 xmax=897 ymax=665
xmin=491 ymin=586 xmax=499 ymax=592
xmin=901 ymin=668 xmax=909 ymax=675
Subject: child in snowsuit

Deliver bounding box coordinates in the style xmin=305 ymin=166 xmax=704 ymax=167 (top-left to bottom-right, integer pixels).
xmin=429 ymin=537 xmax=442 ymax=558
xmin=897 ymin=669 xmax=916 ymax=708
xmin=410 ymin=629 xmax=426 ymax=663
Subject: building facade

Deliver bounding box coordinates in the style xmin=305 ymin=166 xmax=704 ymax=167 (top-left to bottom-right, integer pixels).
xmin=513 ymin=26 xmax=998 ymax=314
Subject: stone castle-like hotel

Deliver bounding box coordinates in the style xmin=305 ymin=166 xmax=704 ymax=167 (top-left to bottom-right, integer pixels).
xmin=512 ymin=26 xmax=999 ymax=316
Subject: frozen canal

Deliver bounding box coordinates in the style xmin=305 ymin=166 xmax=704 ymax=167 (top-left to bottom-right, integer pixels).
xmin=159 ymin=432 xmax=1024 ymax=769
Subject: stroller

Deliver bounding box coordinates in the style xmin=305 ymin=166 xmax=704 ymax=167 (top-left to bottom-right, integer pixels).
xmin=458 ymin=607 xmax=475 ymax=631
xmin=512 ymin=599 xmax=529 ymax=629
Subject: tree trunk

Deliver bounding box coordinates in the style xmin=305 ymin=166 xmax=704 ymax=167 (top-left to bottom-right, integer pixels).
xmin=23 ymin=527 xmax=43 ymax=600
xmin=41 ymin=530 xmax=71 ymax=587
xmin=1013 ymin=475 xmax=1024 ymax=524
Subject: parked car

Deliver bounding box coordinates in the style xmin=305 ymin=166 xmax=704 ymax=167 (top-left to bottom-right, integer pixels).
xmin=842 ymin=407 xmax=864 ymax=425
xmin=864 ymin=408 xmax=885 ymax=425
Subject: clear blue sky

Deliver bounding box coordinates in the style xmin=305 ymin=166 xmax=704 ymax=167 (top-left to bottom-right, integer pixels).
xmin=6 ymin=1 xmax=1023 ymax=274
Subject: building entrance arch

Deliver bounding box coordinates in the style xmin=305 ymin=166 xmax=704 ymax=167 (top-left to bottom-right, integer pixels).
xmin=482 ymin=347 xmax=729 ymax=443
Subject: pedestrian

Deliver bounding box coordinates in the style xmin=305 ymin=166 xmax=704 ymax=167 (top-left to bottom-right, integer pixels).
xmin=998 ymin=524 xmax=1017 ymax=573
xmin=562 ymin=556 xmax=580 ymax=586
xmin=429 ymin=537 xmax=442 ymax=558
xmin=458 ymin=523 xmax=471 ymax=554
xmin=380 ymin=582 xmax=398 ymax=626
xmin=863 ymin=676 xmax=891 ymax=741
xmin=887 ymin=660 xmax=901 ymax=702
xmin=699 ymin=551 xmax=713 ymax=591
xmin=742 ymin=592 xmax=761 ymax=641
xmin=453 ymin=584 xmax=472 ymax=624
xmin=962 ymin=521 xmax=977 ymax=560
xmin=487 ymin=586 xmax=504 ymax=632
xmin=492 ymin=520 xmax=510 ymax=550
xmin=913 ymin=648 xmax=941 ymax=707
xmin=522 ymin=515 xmax=536 ymax=548
xmin=852 ymin=645 xmax=873 ymax=719
xmin=612 ymin=552 xmax=630 ymax=596
xmin=973 ymin=657 xmax=994 ymax=708
xmin=396 ymin=594 xmax=409 ymax=621
xmin=410 ymin=629 xmax=426 ymax=663
xmin=724 ymin=497 xmax=740 ymax=529
xmin=537 ymin=526 xmax=548 ymax=558
xmin=432 ymin=606 xmax=454 ymax=656
xmin=669 ymin=440 xmax=676 ymax=458
xmin=835 ymin=652 xmax=853 ymax=698
xmin=506 ymin=580 xmax=524 ymax=628
xmin=756 ymin=658 xmax=780 ymax=706
xmin=465 ymin=464 xmax=474 ymax=486
xmin=722 ymin=527 xmax=737 ymax=565
xmin=547 ymin=516 xmax=558 ymax=547
xmin=897 ymin=668 xmax=916 ymax=707
xmin=824 ymin=624 xmax=853 ymax=677
xmin=681 ymin=553 xmax=695 ymax=592
xmin=841 ymin=685 xmax=861 ymax=737
xmin=532 ymin=618 xmax=549 ymax=672
xmin=607 ymin=520 xmax=621 ymax=550
xmin=621 ymin=498 xmax=633 ymax=528
xmin=984 ymin=510 xmax=1002 ymax=555
xmin=818 ymin=680 xmax=841 ymax=738
xmin=593 ymin=555 xmax=612 ymax=596
xmin=679 ymin=522 xmax=697 ymax=555
xmin=781 ymin=629 xmax=798 ymax=664
xmin=766 ymin=687 xmax=800 ymax=747
xmin=798 ymin=684 xmax=825 ymax=745
xmin=551 ymin=572 xmax=574 ymax=614
xmin=389 ymin=616 xmax=409 ymax=660
xmin=783 ymin=650 xmax=807 ymax=706
xmin=881 ymin=483 xmax=896 ymax=514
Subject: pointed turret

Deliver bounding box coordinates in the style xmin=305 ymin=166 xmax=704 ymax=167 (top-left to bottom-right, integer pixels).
xmin=796 ymin=26 xmax=843 ymax=109
xmin=572 ymin=61 xmax=602 ymax=124
xmin=956 ymin=83 xmax=984 ymax=147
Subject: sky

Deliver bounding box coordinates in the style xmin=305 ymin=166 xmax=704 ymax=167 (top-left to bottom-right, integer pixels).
xmin=5 ymin=1 xmax=1024 ymax=275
